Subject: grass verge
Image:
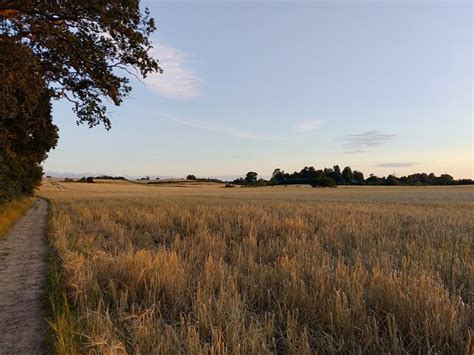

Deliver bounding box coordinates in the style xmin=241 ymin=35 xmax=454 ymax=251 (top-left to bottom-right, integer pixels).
xmin=42 ymin=198 xmax=80 ymax=355
xmin=0 ymin=197 xmax=34 ymax=238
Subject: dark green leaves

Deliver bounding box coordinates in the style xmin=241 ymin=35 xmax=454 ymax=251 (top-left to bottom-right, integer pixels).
xmin=1 ymin=0 xmax=161 ymax=128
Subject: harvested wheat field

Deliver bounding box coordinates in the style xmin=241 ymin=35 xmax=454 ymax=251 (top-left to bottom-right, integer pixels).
xmin=39 ymin=181 xmax=474 ymax=354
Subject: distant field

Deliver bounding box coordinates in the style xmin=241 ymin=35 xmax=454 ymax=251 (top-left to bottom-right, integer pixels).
xmin=39 ymin=181 xmax=473 ymax=353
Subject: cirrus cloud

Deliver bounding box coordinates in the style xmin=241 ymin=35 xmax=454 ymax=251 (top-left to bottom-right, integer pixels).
xmin=155 ymin=112 xmax=276 ymax=140
xmin=145 ymin=43 xmax=200 ymax=99
xmin=340 ymin=130 xmax=397 ymax=153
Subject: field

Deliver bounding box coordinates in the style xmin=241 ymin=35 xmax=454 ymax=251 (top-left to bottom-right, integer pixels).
xmin=39 ymin=180 xmax=473 ymax=354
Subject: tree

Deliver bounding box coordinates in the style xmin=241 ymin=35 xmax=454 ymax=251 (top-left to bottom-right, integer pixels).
xmin=386 ymin=174 xmax=400 ymax=185
xmin=271 ymin=168 xmax=286 ymax=183
xmin=255 ymin=178 xmax=267 ymax=187
xmin=353 ymin=171 xmax=364 ymax=184
xmin=310 ymin=176 xmax=337 ymax=188
xmin=78 ymin=177 xmax=94 ymax=183
xmin=232 ymin=177 xmax=245 ymax=185
xmin=0 ymin=41 xmax=58 ymax=202
xmin=0 ymin=1 xmax=160 ymax=201
xmin=0 ymin=1 xmax=161 ymax=129
xmin=332 ymin=165 xmax=344 ymax=184
xmin=366 ymin=174 xmax=382 ymax=185
xmin=186 ymin=175 xmax=197 ymax=180
xmin=436 ymin=174 xmax=454 ymax=185
xmin=245 ymin=172 xmax=258 ymax=185
xmin=323 ymin=168 xmax=333 ymax=178
xmin=342 ymin=166 xmax=353 ymax=184
xmin=271 ymin=168 xmax=281 ymax=180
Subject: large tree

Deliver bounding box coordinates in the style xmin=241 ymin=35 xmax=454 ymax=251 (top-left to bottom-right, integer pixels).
xmin=245 ymin=172 xmax=258 ymax=185
xmin=342 ymin=166 xmax=353 ymax=184
xmin=0 ymin=0 xmax=162 ymax=128
xmin=0 ymin=1 xmax=161 ymax=201
xmin=331 ymin=165 xmax=345 ymax=184
xmin=0 ymin=39 xmax=58 ymax=202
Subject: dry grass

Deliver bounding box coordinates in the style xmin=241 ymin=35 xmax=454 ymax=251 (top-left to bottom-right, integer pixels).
xmin=0 ymin=197 xmax=34 ymax=238
xmin=39 ymin=181 xmax=474 ymax=354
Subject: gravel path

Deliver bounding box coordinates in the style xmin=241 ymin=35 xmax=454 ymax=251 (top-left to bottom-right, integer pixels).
xmin=0 ymin=199 xmax=49 ymax=355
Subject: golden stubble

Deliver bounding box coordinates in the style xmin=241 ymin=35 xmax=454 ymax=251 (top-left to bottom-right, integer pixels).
xmin=40 ymin=181 xmax=474 ymax=354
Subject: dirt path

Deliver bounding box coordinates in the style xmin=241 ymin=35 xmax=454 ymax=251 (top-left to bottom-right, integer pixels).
xmin=0 ymin=199 xmax=49 ymax=355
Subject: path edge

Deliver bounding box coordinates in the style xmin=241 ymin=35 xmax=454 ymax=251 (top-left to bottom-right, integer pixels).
xmin=40 ymin=196 xmax=80 ymax=355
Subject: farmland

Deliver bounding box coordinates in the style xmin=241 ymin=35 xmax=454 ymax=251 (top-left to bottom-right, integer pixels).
xmin=39 ymin=180 xmax=473 ymax=354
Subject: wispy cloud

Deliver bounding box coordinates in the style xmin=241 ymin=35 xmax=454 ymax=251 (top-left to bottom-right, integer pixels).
xmin=162 ymin=113 xmax=274 ymax=140
xmin=375 ymin=162 xmax=420 ymax=168
xmin=295 ymin=120 xmax=323 ymax=132
xmin=340 ymin=130 xmax=397 ymax=153
xmin=145 ymin=43 xmax=200 ymax=99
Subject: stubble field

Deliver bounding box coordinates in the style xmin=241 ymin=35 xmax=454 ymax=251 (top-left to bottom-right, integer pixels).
xmin=39 ymin=181 xmax=473 ymax=354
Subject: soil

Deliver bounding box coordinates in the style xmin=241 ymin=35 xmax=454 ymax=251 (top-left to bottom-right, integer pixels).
xmin=0 ymin=199 xmax=49 ymax=354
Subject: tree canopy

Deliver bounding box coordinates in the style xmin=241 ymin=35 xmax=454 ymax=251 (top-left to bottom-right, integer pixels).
xmin=0 ymin=40 xmax=58 ymax=202
xmin=0 ymin=1 xmax=160 ymax=202
xmin=245 ymin=172 xmax=258 ymax=185
xmin=1 ymin=0 xmax=161 ymax=128
xmin=232 ymin=165 xmax=473 ymax=188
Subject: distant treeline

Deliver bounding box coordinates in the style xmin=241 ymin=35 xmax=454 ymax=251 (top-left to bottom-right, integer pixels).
xmin=64 ymin=175 xmax=127 ymax=183
xmin=62 ymin=168 xmax=473 ymax=188
xmin=186 ymin=175 xmax=223 ymax=183
xmin=231 ymin=166 xmax=474 ymax=187
xmin=94 ymin=175 xmax=127 ymax=180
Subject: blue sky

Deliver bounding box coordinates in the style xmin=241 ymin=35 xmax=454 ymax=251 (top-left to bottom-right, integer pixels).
xmin=45 ymin=0 xmax=473 ymax=179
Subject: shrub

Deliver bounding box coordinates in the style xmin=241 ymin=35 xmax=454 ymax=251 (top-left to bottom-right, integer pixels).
xmin=255 ymin=178 xmax=267 ymax=187
xmin=310 ymin=176 xmax=337 ymax=188
xmin=78 ymin=177 xmax=94 ymax=183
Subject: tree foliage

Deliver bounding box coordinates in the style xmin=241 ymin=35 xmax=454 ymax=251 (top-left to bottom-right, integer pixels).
xmin=342 ymin=166 xmax=353 ymax=183
xmin=262 ymin=165 xmax=472 ymax=187
xmin=0 ymin=40 xmax=58 ymax=202
xmin=245 ymin=172 xmax=258 ymax=185
xmin=0 ymin=0 xmax=161 ymax=128
xmin=0 ymin=1 xmax=160 ymax=202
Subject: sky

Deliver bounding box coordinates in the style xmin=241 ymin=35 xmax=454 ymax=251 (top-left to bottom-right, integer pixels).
xmin=45 ymin=0 xmax=473 ymax=179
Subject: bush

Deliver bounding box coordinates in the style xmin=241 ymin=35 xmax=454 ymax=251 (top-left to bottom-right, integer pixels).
xmin=0 ymin=153 xmax=43 ymax=203
xmin=255 ymin=179 xmax=267 ymax=187
xmin=310 ymin=176 xmax=337 ymax=188
xmin=78 ymin=177 xmax=94 ymax=183
xmin=94 ymin=175 xmax=126 ymax=180
xmin=224 ymin=183 xmax=235 ymax=188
